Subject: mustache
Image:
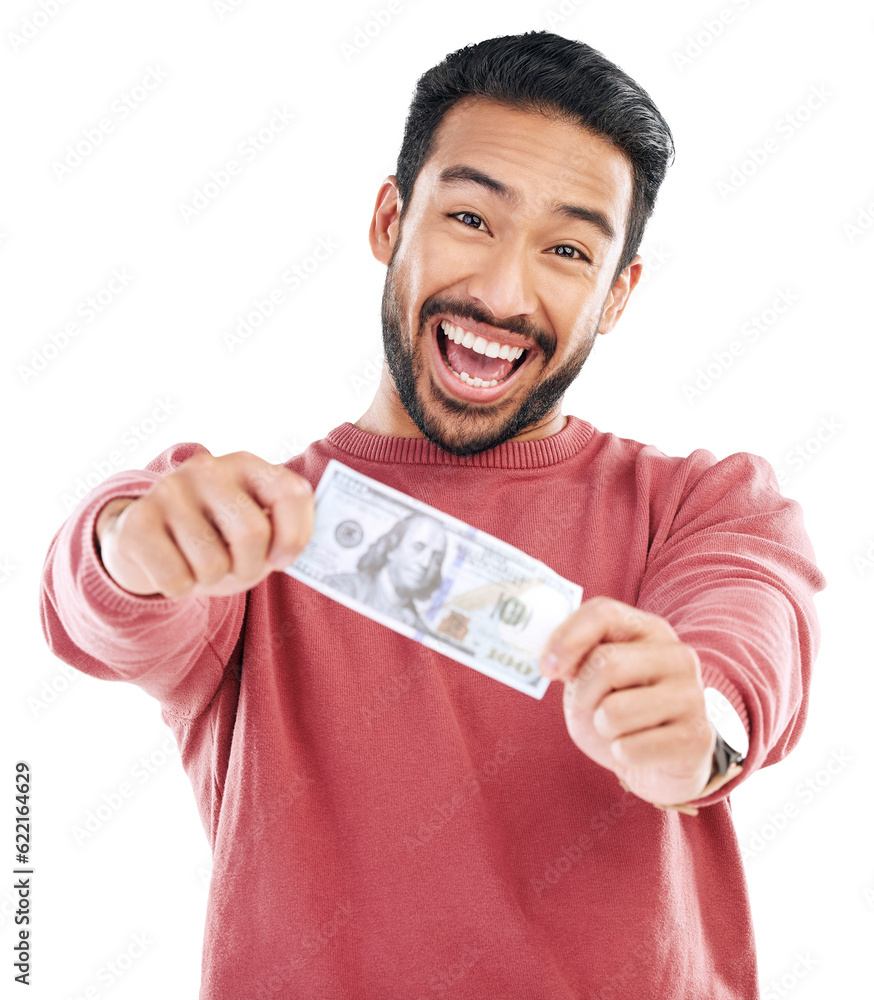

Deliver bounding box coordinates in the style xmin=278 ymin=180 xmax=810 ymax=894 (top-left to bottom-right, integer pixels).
xmin=419 ymin=296 xmax=557 ymax=365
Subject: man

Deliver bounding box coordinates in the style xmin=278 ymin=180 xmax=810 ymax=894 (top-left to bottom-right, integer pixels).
xmin=325 ymin=512 xmax=447 ymax=632
xmin=40 ymin=31 xmax=825 ymax=999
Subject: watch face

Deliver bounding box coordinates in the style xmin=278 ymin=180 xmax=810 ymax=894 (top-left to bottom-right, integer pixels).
xmin=703 ymin=687 xmax=749 ymax=757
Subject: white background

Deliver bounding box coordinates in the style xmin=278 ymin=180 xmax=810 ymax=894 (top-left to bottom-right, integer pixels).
xmin=2 ymin=0 xmax=872 ymax=996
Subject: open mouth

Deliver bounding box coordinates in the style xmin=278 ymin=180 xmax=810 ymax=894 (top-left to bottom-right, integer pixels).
xmin=433 ymin=318 xmax=532 ymax=392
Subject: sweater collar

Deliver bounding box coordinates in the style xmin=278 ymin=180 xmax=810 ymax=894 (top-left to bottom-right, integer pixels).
xmin=324 ymin=415 xmax=594 ymax=470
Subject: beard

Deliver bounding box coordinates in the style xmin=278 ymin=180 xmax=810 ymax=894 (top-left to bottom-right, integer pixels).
xmin=379 ymin=243 xmax=603 ymax=457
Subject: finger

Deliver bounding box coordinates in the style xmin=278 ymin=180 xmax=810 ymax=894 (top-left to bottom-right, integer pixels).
xmin=163 ymin=498 xmax=233 ymax=588
xmin=591 ymin=675 xmax=700 ymax=742
xmin=203 ymin=486 xmax=273 ymax=584
xmin=123 ymin=503 xmax=203 ymax=599
xmin=610 ymin=717 xmax=715 ymax=773
xmin=235 ymin=458 xmax=314 ymax=570
xmin=240 ymin=457 xmax=313 ymax=510
xmin=540 ymin=596 xmax=675 ymax=681
xmin=265 ymin=492 xmax=314 ymax=569
xmin=571 ymin=640 xmax=701 ymax=716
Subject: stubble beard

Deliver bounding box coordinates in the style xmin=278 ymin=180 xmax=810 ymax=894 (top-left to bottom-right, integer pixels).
xmin=379 ymin=245 xmax=603 ymax=457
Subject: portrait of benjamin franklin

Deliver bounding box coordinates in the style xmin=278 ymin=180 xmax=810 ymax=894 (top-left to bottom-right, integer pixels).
xmin=326 ymin=513 xmax=447 ymax=632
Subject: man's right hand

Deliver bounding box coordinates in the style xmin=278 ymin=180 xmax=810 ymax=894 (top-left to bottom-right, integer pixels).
xmin=93 ymin=450 xmax=315 ymax=599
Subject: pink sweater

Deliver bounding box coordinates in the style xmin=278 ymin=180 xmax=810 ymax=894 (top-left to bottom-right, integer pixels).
xmin=39 ymin=416 xmax=826 ymax=998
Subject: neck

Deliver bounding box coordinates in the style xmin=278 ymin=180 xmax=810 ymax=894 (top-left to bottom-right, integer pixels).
xmin=354 ymin=364 xmax=567 ymax=444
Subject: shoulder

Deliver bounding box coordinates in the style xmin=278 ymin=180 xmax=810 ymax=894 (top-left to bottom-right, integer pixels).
xmin=578 ymin=419 xmax=775 ymax=500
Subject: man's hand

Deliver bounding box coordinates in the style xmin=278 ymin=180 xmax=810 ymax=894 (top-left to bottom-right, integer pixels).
xmin=94 ymin=450 xmax=314 ymax=600
xmin=540 ymin=596 xmax=715 ymax=809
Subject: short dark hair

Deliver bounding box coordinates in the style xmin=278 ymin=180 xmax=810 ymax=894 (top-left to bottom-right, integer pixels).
xmin=395 ymin=31 xmax=675 ymax=283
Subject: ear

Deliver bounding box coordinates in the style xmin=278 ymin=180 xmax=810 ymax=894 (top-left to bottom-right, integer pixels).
xmin=369 ymin=175 xmax=402 ymax=265
xmin=597 ymin=254 xmax=643 ymax=335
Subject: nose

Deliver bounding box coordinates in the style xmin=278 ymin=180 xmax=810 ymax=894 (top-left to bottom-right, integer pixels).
xmin=464 ymin=238 xmax=538 ymax=322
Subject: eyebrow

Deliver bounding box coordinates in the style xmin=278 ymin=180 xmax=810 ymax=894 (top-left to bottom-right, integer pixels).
xmin=437 ymin=163 xmax=617 ymax=243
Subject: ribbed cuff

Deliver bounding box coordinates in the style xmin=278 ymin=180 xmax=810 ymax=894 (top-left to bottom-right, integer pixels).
xmin=78 ymin=477 xmax=201 ymax=617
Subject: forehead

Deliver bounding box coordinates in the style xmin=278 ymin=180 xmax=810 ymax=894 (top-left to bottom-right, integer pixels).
xmin=416 ymin=96 xmax=633 ymax=233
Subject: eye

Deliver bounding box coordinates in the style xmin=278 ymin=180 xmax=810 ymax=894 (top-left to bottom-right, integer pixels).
xmin=450 ymin=211 xmax=488 ymax=232
xmin=550 ymin=244 xmax=592 ymax=264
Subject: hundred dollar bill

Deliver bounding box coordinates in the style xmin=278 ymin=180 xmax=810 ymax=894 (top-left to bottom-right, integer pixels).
xmin=285 ymin=459 xmax=583 ymax=698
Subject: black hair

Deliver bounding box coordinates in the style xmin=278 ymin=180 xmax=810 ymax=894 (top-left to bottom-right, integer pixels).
xmin=395 ymin=31 xmax=675 ymax=283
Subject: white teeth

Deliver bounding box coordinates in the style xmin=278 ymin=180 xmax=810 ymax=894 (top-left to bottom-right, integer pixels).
xmin=453 ymin=369 xmax=498 ymax=388
xmin=439 ymin=320 xmax=527 ymax=364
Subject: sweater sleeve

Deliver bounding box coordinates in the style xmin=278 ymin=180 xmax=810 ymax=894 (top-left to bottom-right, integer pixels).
xmin=38 ymin=442 xmax=247 ymax=721
xmin=635 ymin=448 xmax=827 ymax=809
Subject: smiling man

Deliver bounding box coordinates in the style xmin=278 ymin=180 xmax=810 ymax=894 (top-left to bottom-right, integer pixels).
xmin=359 ymin=96 xmax=635 ymax=456
xmin=41 ymin=31 xmax=825 ymax=1000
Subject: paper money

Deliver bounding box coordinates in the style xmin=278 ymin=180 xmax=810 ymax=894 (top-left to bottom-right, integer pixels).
xmin=285 ymin=459 xmax=583 ymax=698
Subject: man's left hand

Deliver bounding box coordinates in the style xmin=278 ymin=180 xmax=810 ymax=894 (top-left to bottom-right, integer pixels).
xmin=540 ymin=596 xmax=715 ymax=809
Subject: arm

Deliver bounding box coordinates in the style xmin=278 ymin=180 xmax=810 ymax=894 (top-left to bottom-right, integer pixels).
xmin=540 ymin=448 xmax=826 ymax=811
xmin=39 ymin=442 xmax=246 ymax=719
xmin=635 ymin=449 xmax=826 ymax=807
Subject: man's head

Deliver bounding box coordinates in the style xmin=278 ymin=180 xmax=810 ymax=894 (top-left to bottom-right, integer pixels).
xmin=358 ymin=513 xmax=447 ymax=601
xmin=368 ymin=31 xmax=674 ymax=456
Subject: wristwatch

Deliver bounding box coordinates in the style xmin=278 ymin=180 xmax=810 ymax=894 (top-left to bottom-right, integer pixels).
xmin=704 ymin=686 xmax=748 ymax=780
xmin=641 ymin=687 xmax=749 ymax=816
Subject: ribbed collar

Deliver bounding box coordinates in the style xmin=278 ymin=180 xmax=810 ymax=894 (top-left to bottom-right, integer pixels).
xmin=324 ymin=415 xmax=595 ymax=469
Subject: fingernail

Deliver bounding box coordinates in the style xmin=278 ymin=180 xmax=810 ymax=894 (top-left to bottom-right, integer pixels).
xmin=540 ymin=653 xmax=559 ymax=676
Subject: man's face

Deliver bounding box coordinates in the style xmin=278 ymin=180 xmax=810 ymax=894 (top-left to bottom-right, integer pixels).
xmin=385 ymin=516 xmax=446 ymax=596
xmin=374 ymin=97 xmax=636 ymax=456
